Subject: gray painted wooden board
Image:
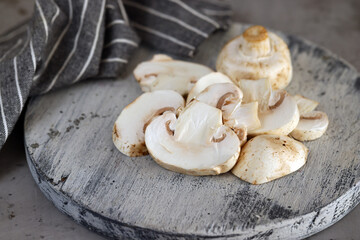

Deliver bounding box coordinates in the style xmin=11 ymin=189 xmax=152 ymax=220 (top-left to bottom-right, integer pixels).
xmin=24 ymin=23 xmax=360 ymax=239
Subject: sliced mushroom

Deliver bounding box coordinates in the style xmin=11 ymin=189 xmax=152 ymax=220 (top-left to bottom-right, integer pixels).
xmin=216 ymin=25 xmax=292 ymax=90
xmin=113 ymin=90 xmax=185 ymax=157
xmin=293 ymin=94 xmax=319 ymax=115
xmin=222 ymin=101 xmax=261 ymax=146
xmin=195 ymin=82 xmax=243 ymax=109
xmin=222 ymin=101 xmax=261 ymax=132
xmin=195 ymin=82 xmax=259 ymax=146
xmin=248 ymin=91 xmax=299 ymax=136
xmin=232 ymin=135 xmax=308 ymax=184
xmin=133 ymin=54 xmax=213 ymax=96
xmin=186 ymin=72 xmax=232 ymax=104
xmin=145 ymin=101 xmax=240 ymax=175
xmin=238 ymin=78 xmax=271 ymax=112
xmin=291 ymin=111 xmax=329 ymax=141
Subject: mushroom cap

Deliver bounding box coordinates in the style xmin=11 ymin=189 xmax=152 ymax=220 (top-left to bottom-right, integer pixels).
xmin=293 ymin=94 xmax=319 ymax=115
xmin=291 ymin=111 xmax=329 ymax=141
xmin=248 ymin=91 xmax=300 ymax=136
xmin=186 ymin=72 xmax=233 ymax=104
xmin=133 ymin=54 xmax=213 ymax=96
xmin=145 ymin=101 xmax=240 ymax=175
xmin=216 ymin=25 xmax=292 ymax=90
xmin=232 ymin=135 xmax=308 ymax=184
xmin=113 ymin=90 xmax=185 ymax=157
xmin=195 ymin=82 xmax=243 ymax=109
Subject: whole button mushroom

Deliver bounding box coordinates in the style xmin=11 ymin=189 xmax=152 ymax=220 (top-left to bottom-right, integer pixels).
xmin=232 ymin=135 xmax=308 ymax=184
xmin=145 ymin=101 xmax=240 ymax=175
xmin=113 ymin=90 xmax=185 ymax=157
xmin=216 ymin=25 xmax=292 ymax=90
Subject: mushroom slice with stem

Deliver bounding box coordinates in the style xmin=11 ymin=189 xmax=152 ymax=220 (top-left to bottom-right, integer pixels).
xmin=195 ymin=82 xmax=243 ymax=108
xmin=113 ymin=90 xmax=185 ymax=157
xmin=186 ymin=72 xmax=232 ymax=104
xmin=196 ymin=82 xmax=257 ymax=146
xmin=222 ymin=102 xmax=261 ymax=145
xmin=216 ymin=25 xmax=292 ymax=90
xmin=232 ymin=135 xmax=308 ymax=184
xmin=145 ymin=101 xmax=240 ymax=175
xmin=291 ymin=111 xmax=329 ymax=141
xmin=293 ymin=94 xmax=319 ymax=115
xmin=238 ymin=78 xmax=271 ymax=112
xmin=248 ymin=90 xmax=299 ymax=136
xmin=133 ymin=54 xmax=213 ymax=96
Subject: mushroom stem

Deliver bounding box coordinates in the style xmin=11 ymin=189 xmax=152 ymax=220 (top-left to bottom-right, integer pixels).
xmin=241 ymin=25 xmax=271 ymax=57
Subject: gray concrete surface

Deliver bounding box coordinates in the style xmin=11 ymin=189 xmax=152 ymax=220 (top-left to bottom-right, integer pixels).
xmin=0 ymin=0 xmax=359 ymax=239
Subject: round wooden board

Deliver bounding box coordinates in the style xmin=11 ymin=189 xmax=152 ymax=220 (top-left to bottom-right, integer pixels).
xmin=24 ymin=23 xmax=360 ymax=239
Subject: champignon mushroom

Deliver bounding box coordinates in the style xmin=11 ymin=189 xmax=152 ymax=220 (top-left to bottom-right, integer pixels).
xmin=186 ymin=72 xmax=233 ymax=104
xmin=293 ymin=94 xmax=319 ymax=115
xmin=238 ymin=78 xmax=272 ymax=112
xmin=290 ymin=111 xmax=329 ymax=141
xmin=133 ymin=54 xmax=213 ymax=96
xmin=195 ymin=82 xmax=243 ymax=109
xmin=113 ymin=90 xmax=184 ymax=157
xmin=232 ymin=135 xmax=308 ymax=184
xmin=216 ymin=25 xmax=292 ymax=90
xmin=194 ymin=82 xmax=261 ymax=146
xmin=248 ymin=90 xmax=299 ymax=136
xmin=222 ymin=101 xmax=261 ymax=132
xmin=145 ymin=101 xmax=240 ymax=175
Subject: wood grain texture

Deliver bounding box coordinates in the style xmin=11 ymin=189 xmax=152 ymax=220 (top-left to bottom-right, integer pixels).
xmin=24 ymin=23 xmax=360 ymax=239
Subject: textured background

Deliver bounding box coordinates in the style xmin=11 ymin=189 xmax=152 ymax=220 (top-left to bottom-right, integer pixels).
xmin=0 ymin=0 xmax=359 ymax=239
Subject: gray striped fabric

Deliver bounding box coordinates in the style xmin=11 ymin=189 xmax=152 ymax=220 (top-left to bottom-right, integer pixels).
xmin=0 ymin=0 xmax=231 ymax=150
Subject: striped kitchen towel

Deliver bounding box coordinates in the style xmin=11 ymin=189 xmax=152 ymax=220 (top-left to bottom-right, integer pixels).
xmin=0 ymin=0 xmax=231 ymax=151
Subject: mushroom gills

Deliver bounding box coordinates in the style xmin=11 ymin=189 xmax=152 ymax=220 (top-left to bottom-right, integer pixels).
xmin=133 ymin=54 xmax=213 ymax=96
xmin=145 ymin=101 xmax=240 ymax=175
xmin=232 ymin=135 xmax=308 ymax=184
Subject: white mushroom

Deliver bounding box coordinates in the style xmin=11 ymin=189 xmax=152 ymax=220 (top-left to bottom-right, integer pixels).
xmin=216 ymin=25 xmax=292 ymax=90
xmin=133 ymin=54 xmax=213 ymax=96
xmin=222 ymin=101 xmax=261 ymax=132
xmin=293 ymin=94 xmax=319 ymax=115
xmin=238 ymin=78 xmax=271 ymax=112
xmin=145 ymin=101 xmax=240 ymax=175
xmin=248 ymin=90 xmax=300 ymax=136
xmin=231 ymin=135 xmax=308 ymax=184
xmin=291 ymin=111 xmax=329 ymax=141
xmin=195 ymin=82 xmax=243 ymax=109
xmin=194 ymin=82 xmax=260 ymax=145
xmin=222 ymin=102 xmax=261 ymax=146
xmin=186 ymin=72 xmax=232 ymax=104
xmin=113 ymin=90 xmax=184 ymax=157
